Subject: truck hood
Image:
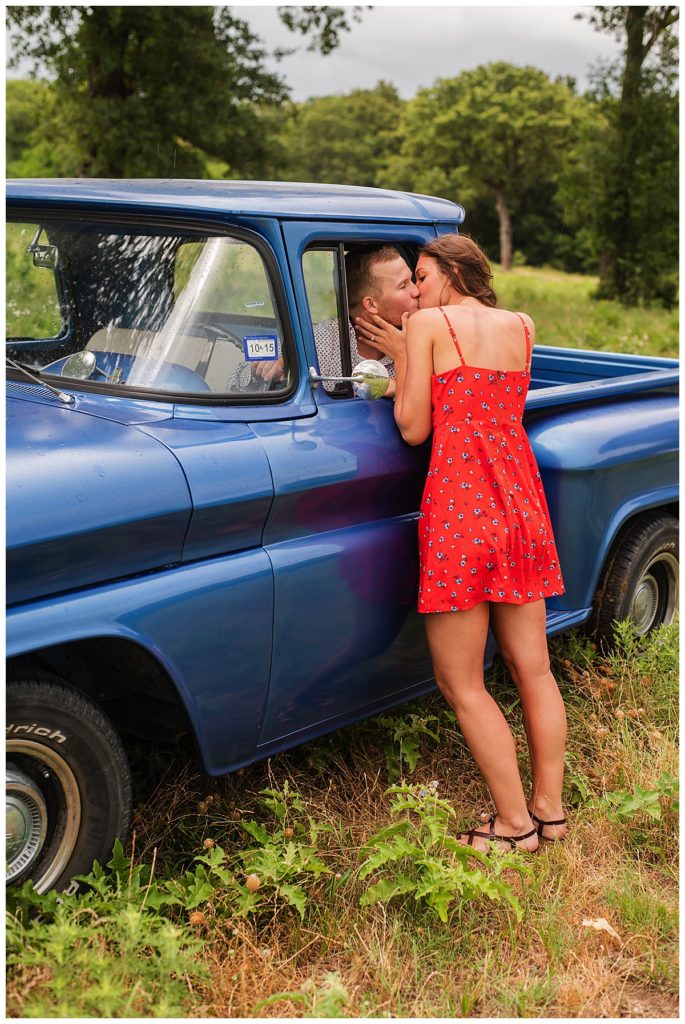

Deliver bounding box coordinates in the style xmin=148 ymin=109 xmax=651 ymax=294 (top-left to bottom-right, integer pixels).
xmin=7 ymin=388 xmax=192 ymax=605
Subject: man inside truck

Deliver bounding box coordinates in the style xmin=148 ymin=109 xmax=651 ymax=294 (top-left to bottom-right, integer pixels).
xmin=255 ymin=245 xmax=419 ymax=395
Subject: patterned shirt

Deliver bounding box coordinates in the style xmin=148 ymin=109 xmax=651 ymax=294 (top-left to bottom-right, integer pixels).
xmin=313 ymin=318 xmax=395 ymax=392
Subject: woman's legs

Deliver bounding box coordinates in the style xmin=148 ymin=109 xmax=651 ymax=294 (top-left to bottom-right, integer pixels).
xmin=425 ymin=604 xmax=537 ymax=850
xmin=490 ymin=600 xmax=568 ymax=840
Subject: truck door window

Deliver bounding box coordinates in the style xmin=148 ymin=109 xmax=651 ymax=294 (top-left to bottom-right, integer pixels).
xmin=302 ymin=247 xmax=354 ymax=396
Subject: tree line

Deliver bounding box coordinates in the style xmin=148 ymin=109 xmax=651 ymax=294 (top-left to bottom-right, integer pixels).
xmin=6 ymin=5 xmax=678 ymax=307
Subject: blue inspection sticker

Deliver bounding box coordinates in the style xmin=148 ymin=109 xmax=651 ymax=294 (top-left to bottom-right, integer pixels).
xmin=243 ymin=334 xmax=279 ymax=361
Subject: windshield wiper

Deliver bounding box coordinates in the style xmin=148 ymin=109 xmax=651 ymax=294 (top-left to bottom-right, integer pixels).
xmin=6 ymin=356 xmax=75 ymax=406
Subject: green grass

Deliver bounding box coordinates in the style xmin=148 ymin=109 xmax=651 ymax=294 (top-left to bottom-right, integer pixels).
xmin=606 ymin=867 xmax=678 ymax=941
xmin=7 ymin=618 xmax=678 ymax=1018
xmin=493 ymin=265 xmax=679 ymax=358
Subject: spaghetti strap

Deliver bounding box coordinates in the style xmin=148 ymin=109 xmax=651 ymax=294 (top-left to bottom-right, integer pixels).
xmin=438 ymin=306 xmax=466 ymax=365
xmin=514 ymin=313 xmax=532 ymax=371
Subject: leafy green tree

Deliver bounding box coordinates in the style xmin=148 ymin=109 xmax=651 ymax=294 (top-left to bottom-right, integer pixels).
xmin=578 ymin=6 xmax=679 ymax=305
xmin=275 ymin=82 xmax=404 ymax=186
xmin=6 ymin=5 xmax=365 ymax=178
xmin=554 ymin=92 xmax=612 ymax=270
xmin=379 ymin=63 xmax=581 ymax=270
xmin=6 ymin=79 xmax=83 ymax=176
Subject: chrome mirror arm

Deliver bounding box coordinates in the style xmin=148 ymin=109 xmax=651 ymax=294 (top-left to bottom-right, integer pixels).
xmin=309 ymin=360 xmax=390 ymax=399
xmin=309 ymin=367 xmax=364 ymax=386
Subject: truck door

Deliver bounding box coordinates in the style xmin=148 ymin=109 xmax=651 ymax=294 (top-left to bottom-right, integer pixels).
xmin=253 ymin=221 xmax=439 ymax=746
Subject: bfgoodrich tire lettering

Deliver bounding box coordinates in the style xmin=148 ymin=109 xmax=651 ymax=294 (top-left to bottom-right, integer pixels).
xmin=591 ymin=513 xmax=679 ymax=646
xmin=6 ymin=673 xmax=131 ymax=893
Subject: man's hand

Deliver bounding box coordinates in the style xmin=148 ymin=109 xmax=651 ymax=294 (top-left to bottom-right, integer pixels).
xmin=254 ymin=356 xmax=285 ymax=383
xmin=354 ymin=311 xmax=410 ymax=363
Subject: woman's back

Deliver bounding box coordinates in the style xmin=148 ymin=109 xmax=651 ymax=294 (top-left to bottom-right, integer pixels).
xmin=428 ymin=303 xmax=533 ymax=377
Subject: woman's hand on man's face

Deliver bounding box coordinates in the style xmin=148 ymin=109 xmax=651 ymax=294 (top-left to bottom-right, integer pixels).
xmin=354 ymin=311 xmax=410 ymax=362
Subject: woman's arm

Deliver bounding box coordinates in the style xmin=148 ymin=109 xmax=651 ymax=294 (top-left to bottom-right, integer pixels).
xmin=355 ymin=309 xmax=434 ymax=443
xmin=393 ymin=311 xmax=434 ymax=445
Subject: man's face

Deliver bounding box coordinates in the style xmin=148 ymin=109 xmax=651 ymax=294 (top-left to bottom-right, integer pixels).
xmin=368 ymin=256 xmax=419 ymax=325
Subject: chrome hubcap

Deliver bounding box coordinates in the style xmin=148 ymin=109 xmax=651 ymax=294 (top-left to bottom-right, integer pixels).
xmin=629 ymin=552 xmax=679 ymax=634
xmin=6 ymin=767 xmax=48 ymax=882
xmin=6 ymin=740 xmax=81 ymax=892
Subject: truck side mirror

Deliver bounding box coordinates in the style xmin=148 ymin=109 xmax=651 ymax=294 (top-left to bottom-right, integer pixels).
xmin=351 ymin=359 xmax=390 ymax=399
xmin=27 ymin=226 xmax=59 ymax=270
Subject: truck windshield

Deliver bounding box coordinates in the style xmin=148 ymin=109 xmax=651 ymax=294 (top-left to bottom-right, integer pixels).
xmin=6 ymin=221 xmax=291 ymax=399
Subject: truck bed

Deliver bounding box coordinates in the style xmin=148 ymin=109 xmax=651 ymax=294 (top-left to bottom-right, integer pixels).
xmin=528 ymin=346 xmax=678 ymax=409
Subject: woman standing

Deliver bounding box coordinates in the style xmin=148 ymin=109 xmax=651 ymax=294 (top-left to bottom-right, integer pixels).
xmin=356 ymin=235 xmax=568 ymax=851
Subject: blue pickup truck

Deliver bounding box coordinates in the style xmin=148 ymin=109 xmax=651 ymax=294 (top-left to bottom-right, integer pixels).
xmin=6 ymin=179 xmax=679 ymax=893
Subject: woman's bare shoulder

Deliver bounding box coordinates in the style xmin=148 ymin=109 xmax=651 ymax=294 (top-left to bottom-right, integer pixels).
xmin=512 ymin=309 xmax=535 ymax=330
xmin=411 ymin=307 xmax=444 ymax=323
xmin=407 ymin=307 xmax=444 ymax=332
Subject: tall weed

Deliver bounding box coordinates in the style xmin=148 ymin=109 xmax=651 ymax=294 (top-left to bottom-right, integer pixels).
xmin=359 ymin=783 xmax=528 ymax=922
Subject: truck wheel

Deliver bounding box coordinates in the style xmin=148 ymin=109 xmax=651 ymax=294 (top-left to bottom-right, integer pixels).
xmin=6 ymin=673 xmax=131 ymax=894
xmin=591 ymin=513 xmax=679 ymax=647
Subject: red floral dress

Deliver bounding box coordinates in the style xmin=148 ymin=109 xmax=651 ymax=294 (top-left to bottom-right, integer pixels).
xmin=418 ymin=308 xmax=565 ymax=613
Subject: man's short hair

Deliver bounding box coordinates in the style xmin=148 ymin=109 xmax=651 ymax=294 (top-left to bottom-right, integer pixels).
xmin=345 ymin=245 xmax=402 ymax=307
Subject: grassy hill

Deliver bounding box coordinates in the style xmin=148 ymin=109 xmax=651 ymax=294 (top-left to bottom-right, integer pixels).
xmin=493 ymin=266 xmax=678 ymax=359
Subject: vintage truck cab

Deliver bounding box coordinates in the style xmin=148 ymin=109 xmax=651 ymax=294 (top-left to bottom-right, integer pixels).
xmin=6 ymin=180 xmax=678 ymax=893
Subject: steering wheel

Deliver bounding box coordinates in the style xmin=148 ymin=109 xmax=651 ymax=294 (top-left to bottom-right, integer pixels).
xmin=197 ymin=322 xmax=244 ymax=348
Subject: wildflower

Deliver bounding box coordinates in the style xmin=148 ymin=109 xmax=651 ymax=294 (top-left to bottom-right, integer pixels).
xmin=203 ymin=838 xmax=215 ymax=849
xmin=188 ymin=911 xmax=206 ymax=927
xmin=246 ymin=873 xmax=261 ymax=891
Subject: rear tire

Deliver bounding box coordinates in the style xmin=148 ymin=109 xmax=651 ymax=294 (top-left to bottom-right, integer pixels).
xmin=590 ymin=513 xmax=678 ymax=647
xmin=6 ymin=672 xmax=131 ymax=894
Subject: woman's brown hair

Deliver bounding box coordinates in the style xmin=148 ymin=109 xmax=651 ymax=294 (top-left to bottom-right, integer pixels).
xmin=420 ymin=234 xmax=497 ymax=307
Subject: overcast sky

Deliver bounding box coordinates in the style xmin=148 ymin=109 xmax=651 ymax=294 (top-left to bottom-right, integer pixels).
xmin=7 ymin=4 xmax=624 ymax=98
xmin=233 ymin=4 xmax=623 ymax=100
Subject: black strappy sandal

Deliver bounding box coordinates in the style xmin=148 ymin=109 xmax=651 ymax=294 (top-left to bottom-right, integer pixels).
xmin=530 ymin=810 xmax=567 ymax=842
xmin=458 ymin=812 xmax=537 ymax=851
